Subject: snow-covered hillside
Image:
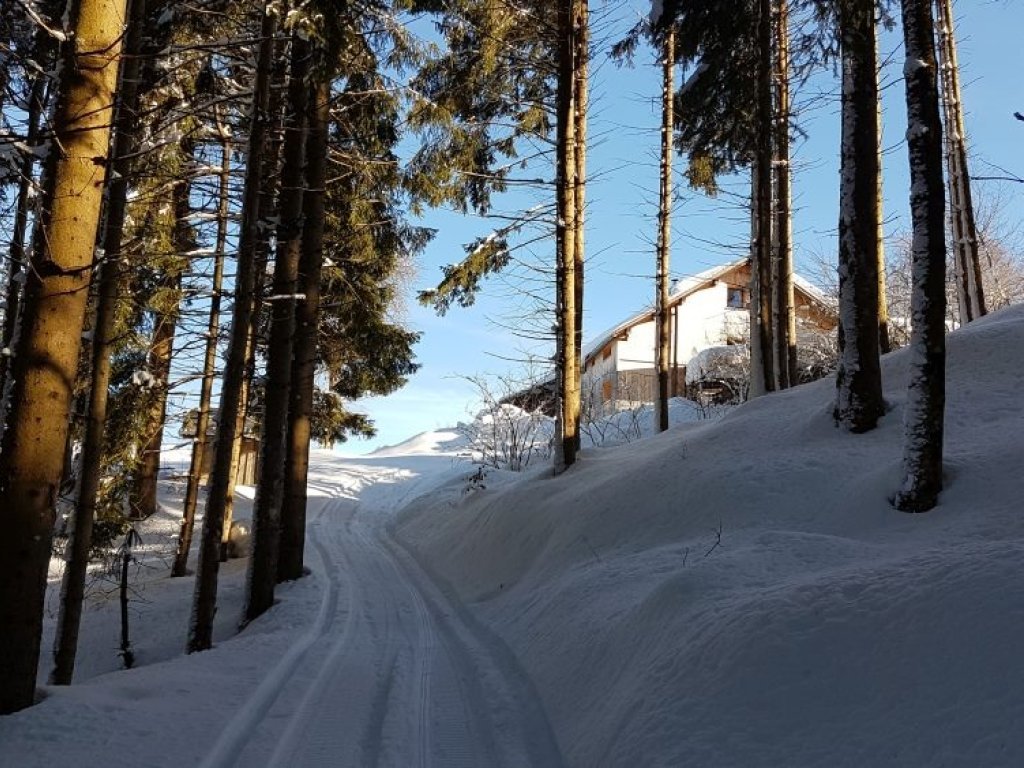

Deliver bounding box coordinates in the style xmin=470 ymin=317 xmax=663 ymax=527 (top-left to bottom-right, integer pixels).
xmin=1 ymin=305 xmax=1022 ymax=767
xmin=394 ymin=304 xmax=1024 ymax=766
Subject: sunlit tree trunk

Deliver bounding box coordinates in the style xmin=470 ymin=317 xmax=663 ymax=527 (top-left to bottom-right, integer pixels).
xmin=877 ymin=35 xmax=892 ymax=355
xmin=0 ymin=0 xmax=127 ymax=713
xmin=572 ymin=0 xmax=588 ymax=451
xmin=554 ymin=0 xmax=580 ymax=472
xmin=894 ymin=0 xmax=947 ymax=512
xmin=50 ymin=0 xmax=150 ymax=685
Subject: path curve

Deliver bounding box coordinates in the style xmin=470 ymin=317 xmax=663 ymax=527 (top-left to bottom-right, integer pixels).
xmin=201 ymin=475 xmax=564 ymax=768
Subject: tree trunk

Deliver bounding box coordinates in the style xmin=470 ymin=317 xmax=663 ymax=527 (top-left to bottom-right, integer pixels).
xmin=173 ymin=113 xmax=231 ymax=578
xmin=834 ymin=0 xmax=884 ymax=433
xmin=189 ymin=4 xmax=278 ymax=654
xmin=655 ymin=27 xmax=674 ymax=432
xmin=279 ymin=79 xmax=328 ymax=583
xmin=50 ymin=0 xmax=150 ymax=685
xmin=554 ymin=0 xmax=579 ymax=472
xmin=750 ymin=0 xmax=775 ymax=398
xmin=894 ymin=0 xmax=947 ymax=512
xmin=876 ymin=31 xmax=892 ymax=355
xmin=221 ymin=39 xmax=288 ymax=563
xmin=0 ymin=0 xmax=127 ymax=714
xmin=571 ymin=0 xmax=588 ymax=452
xmin=773 ymin=0 xmax=796 ymax=388
xmin=244 ymin=34 xmax=310 ymax=624
xmin=130 ymin=157 xmax=189 ymax=519
xmin=0 ymin=73 xmax=47 ymax=394
xmin=934 ymin=0 xmax=985 ymax=323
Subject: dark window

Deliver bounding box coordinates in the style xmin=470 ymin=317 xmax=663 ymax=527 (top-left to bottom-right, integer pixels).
xmin=727 ymin=286 xmax=749 ymax=309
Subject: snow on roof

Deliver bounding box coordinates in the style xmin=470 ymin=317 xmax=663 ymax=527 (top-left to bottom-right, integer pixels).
xmin=583 ymin=257 xmax=748 ymax=362
xmin=584 ymin=257 xmax=831 ymax=365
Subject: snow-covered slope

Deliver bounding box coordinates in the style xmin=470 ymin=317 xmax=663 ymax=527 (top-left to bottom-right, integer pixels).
xmin=394 ymin=304 xmax=1024 ymax=767
xmin=2 ymin=307 xmax=1022 ymax=767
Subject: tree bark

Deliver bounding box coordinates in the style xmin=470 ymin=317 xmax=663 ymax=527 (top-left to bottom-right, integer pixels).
xmin=243 ymin=34 xmax=310 ymax=624
xmin=655 ymin=27 xmax=674 ymax=432
xmin=0 ymin=73 xmax=47 ymax=394
xmin=279 ymin=79 xmax=328 ymax=583
xmin=773 ymin=0 xmax=796 ymax=388
xmin=750 ymin=0 xmax=775 ymax=398
xmin=894 ymin=0 xmax=947 ymax=512
xmin=876 ymin=30 xmax=892 ymax=355
xmin=189 ymin=4 xmax=277 ymax=653
xmin=0 ymin=0 xmax=127 ymax=714
xmin=554 ymin=0 xmax=579 ymax=472
xmin=934 ymin=0 xmax=985 ymax=323
xmin=572 ymin=0 xmax=588 ymax=451
xmin=50 ymin=0 xmax=149 ymax=685
xmin=834 ymin=0 xmax=884 ymax=432
xmin=130 ymin=190 xmax=186 ymax=519
xmin=172 ymin=113 xmax=231 ymax=577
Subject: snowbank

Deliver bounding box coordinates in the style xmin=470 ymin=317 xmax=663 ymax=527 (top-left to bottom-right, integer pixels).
xmin=394 ymin=304 xmax=1024 ymax=766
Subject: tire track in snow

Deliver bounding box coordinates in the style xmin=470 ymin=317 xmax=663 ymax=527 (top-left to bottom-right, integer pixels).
xmin=201 ymin=460 xmax=564 ymax=768
xmin=197 ymin=499 xmax=349 ymax=768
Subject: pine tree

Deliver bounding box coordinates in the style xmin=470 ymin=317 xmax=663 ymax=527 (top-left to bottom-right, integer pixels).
xmin=751 ymin=0 xmax=776 ymax=398
xmin=655 ymin=26 xmax=675 ymax=433
xmin=50 ymin=0 xmax=152 ymax=685
xmin=894 ymin=0 xmax=947 ymax=512
xmin=934 ymin=0 xmax=985 ymax=323
xmin=554 ymin=0 xmax=583 ymax=471
xmin=173 ymin=109 xmax=232 ymax=578
xmin=279 ymin=79 xmax=328 ymax=583
xmin=773 ymin=0 xmax=796 ymax=388
xmin=244 ymin=31 xmax=311 ymax=625
xmin=0 ymin=0 xmax=128 ymax=714
xmin=189 ymin=2 xmax=279 ymax=653
xmin=834 ymin=0 xmax=884 ymax=432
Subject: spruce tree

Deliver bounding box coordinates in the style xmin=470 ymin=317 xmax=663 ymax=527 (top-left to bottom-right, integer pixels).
xmin=894 ymin=0 xmax=947 ymax=512
xmin=0 ymin=0 xmax=128 ymax=714
xmin=834 ymin=0 xmax=884 ymax=432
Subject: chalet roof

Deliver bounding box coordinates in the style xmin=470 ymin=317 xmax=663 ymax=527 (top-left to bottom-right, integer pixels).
xmin=582 ymin=257 xmax=832 ymax=366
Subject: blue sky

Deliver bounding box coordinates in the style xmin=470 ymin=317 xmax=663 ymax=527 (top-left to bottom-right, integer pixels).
xmin=342 ymin=0 xmax=1024 ymax=455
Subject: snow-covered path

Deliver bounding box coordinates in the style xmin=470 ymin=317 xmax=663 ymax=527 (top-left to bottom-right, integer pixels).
xmin=201 ymin=458 xmax=563 ymax=768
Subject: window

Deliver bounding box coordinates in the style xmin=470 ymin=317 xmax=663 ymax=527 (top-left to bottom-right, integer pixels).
xmin=727 ymin=286 xmax=749 ymax=309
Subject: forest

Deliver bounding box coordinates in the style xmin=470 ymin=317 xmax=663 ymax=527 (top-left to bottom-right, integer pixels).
xmin=0 ymin=0 xmax=1020 ymax=735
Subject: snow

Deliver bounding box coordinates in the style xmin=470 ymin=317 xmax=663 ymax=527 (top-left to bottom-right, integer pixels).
xmin=3 ymin=306 xmax=1024 ymax=765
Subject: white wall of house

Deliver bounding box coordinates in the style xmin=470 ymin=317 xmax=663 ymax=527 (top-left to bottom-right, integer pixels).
xmin=614 ymin=321 xmax=656 ymax=372
xmin=674 ymin=281 xmax=748 ymax=361
xmin=611 ymin=281 xmax=749 ymax=374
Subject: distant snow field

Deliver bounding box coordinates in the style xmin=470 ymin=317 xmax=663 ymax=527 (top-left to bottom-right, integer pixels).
xmin=2 ymin=305 xmax=1023 ymax=767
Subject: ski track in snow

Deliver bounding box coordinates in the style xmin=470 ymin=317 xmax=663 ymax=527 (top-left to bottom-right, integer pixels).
xmin=200 ymin=465 xmax=563 ymax=768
